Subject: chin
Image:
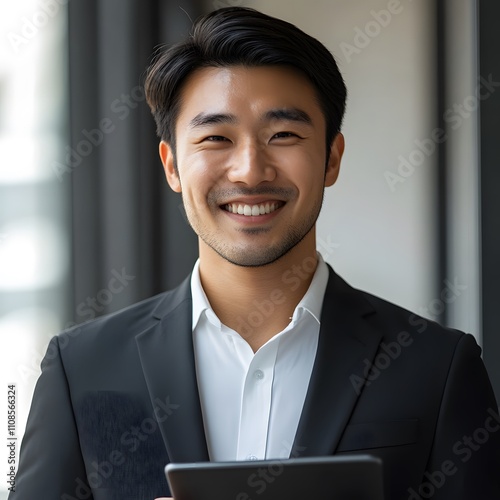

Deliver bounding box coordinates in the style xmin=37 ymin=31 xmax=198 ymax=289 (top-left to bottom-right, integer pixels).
xmin=213 ymin=244 xmax=297 ymax=268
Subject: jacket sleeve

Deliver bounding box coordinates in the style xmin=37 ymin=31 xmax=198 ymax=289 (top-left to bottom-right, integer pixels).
xmin=9 ymin=336 xmax=92 ymax=500
xmin=421 ymin=333 xmax=500 ymax=499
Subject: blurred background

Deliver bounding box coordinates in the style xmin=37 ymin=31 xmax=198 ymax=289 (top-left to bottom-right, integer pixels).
xmin=1 ymin=0 xmax=499 ymax=496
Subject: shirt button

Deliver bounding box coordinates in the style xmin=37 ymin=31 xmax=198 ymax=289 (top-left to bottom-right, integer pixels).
xmin=254 ymin=369 xmax=264 ymax=380
xmin=246 ymin=455 xmax=259 ymax=461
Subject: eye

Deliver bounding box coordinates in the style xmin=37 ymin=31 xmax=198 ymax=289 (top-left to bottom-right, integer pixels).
xmin=272 ymin=132 xmax=298 ymax=139
xmin=204 ymin=135 xmax=229 ymax=142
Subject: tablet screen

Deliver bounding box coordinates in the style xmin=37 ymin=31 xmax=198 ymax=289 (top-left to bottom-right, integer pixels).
xmin=165 ymin=454 xmax=384 ymax=500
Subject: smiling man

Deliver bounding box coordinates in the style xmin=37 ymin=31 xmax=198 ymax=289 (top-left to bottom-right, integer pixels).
xmin=11 ymin=7 xmax=500 ymax=500
xmin=157 ymin=63 xmax=343 ymax=353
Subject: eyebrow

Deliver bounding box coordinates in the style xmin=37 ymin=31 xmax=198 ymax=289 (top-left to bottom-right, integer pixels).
xmin=188 ymin=107 xmax=313 ymax=129
xmin=264 ymin=108 xmax=313 ymax=125
xmin=189 ymin=113 xmax=237 ymax=129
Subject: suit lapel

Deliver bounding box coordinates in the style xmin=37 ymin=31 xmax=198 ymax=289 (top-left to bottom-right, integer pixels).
xmin=135 ymin=276 xmax=210 ymax=463
xmin=291 ymin=267 xmax=382 ymax=457
xmin=135 ymin=267 xmax=382 ymax=462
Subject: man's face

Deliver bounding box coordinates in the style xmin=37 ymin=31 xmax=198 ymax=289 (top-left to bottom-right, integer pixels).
xmin=160 ymin=65 xmax=344 ymax=267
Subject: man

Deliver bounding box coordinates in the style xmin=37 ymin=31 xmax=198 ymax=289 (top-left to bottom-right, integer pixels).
xmin=11 ymin=7 xmax=499 ymax=500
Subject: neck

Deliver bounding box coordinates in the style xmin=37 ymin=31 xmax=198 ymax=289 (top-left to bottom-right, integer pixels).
xmin=198 ymin=236 xmax=318 ymax=351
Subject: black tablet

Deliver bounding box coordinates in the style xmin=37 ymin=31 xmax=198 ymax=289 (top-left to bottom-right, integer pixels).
xmin=165 ymin=454 xmax=384 ymax=500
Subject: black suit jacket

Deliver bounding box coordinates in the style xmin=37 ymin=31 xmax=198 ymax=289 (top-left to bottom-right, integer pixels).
xmin=10 ymin=268 xmax=500 ymax=500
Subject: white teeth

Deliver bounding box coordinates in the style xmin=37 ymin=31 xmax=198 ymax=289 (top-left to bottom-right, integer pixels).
xmin=225 ymin=202 xmax=281 ymax=216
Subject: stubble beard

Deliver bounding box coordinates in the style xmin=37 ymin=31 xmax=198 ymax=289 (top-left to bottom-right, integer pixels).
xmin=183 ymin=188 xmax=325 ymax=268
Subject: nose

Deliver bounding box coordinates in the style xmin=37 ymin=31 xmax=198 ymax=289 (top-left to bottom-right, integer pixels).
xmin=226 ymin=140 xmax=276 ymax=186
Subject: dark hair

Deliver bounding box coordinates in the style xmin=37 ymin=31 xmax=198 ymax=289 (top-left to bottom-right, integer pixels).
xmin=145 ymin=7 xmax=347 ymax=155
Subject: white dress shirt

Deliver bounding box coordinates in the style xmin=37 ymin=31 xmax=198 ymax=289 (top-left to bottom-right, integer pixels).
xmin=191 ymin=254 xmax=329 ymax=461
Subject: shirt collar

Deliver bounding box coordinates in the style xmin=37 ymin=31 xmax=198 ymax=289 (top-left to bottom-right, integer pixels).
xmin=293 ymin=253 xmax=329 ymax=324
xmin=191 ymin=253 xmax=329 ymax=331
xmin=191 ymin=259 xmax=215 ymax=331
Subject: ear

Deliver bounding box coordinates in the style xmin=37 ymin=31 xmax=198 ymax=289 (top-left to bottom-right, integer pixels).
xmin=159 ymin=141 xmax=181 ymax=193
xmin=324 ymin=133 xmax=345 ymax=187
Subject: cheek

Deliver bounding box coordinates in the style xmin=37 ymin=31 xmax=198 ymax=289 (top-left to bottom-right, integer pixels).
xmin=177 ymin=157 xmax=225 ymax=210
xmin=179 ymin=148 xmax=227 ymax=182
xmin=281 ymin=149 xmax=326 ymax=188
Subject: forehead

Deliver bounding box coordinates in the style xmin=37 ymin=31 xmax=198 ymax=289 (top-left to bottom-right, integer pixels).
xmin=175 ymin=65 xmax=324 ymax=127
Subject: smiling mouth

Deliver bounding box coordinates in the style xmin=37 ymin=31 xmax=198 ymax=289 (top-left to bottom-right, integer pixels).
xmin=223 ymin=201 xmax=284 ymax=216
